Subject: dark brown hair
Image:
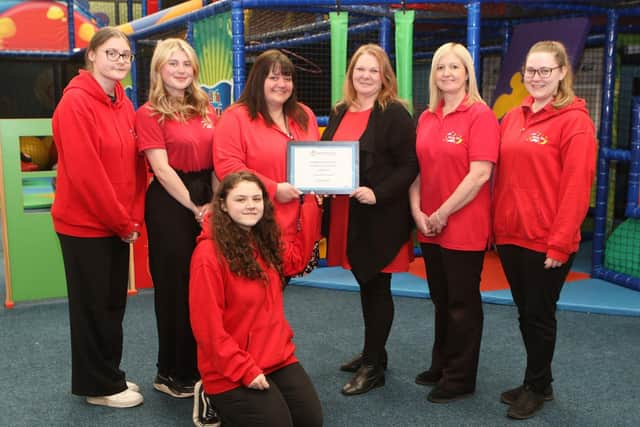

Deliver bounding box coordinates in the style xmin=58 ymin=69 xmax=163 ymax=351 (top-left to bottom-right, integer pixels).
xmin=212 ymin=171 xmax=283 ymax=283
xmin=236 ymin=49 xmax=309 ymax=131
xmin=85 ymin=27 xmax=130 ymax=71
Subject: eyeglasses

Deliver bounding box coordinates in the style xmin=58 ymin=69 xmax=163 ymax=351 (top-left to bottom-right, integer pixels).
xmin=523 ymin=66 xmax=561 ymax=79
xmin=104 ymin=48 xmax=134 ymax=63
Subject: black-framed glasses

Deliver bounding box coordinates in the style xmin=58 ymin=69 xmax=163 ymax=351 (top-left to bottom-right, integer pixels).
xmin=104 ymin=48 xmax=134 ymax=62
xmin=523 ymin=66 xmax=561 ymax=79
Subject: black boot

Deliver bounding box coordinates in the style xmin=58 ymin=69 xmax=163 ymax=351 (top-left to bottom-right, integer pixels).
xmin=507 ymin=385 xmax=546 ymax=419
xmin=339 ymin=351 xmax=388 ymax=372
xmin=341 ymin=364 xmax=385 ymax=396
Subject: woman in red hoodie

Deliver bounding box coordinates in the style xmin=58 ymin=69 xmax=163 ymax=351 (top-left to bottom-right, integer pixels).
xmin=493 ymin=40 xmax=596 ymax=420
xmin=52 ymin=27 xmax=146 ymax=408
xmin=189 ymin=171 xmax=322 ymax=427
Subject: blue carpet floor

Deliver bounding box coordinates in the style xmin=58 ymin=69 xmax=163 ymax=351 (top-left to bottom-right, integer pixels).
xmin=291 ymin=242 xmax=640 ymax=317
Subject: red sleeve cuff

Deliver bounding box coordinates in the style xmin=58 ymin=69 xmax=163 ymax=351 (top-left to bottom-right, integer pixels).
xmin=241 ymin=366 xmax=263 ymax=387
xmin=546 ymin=248 xmax=569 ymax=264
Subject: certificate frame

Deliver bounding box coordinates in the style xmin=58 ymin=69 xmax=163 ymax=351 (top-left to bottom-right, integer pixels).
xmin=286 ymin=141 xmax=359 ymax=194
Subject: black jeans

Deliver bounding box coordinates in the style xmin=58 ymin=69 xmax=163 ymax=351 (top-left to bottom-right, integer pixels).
xmin=145 ymin=170 xmax=212 ymax=382
xmin=421 ymin=243 xmax=485 ymax=393
xmin=58 ymin=233 xmax=129 ymax=396
xmin=356 ymin=272 xmax=394 ymax=366
xmin=209 ymin=363 xmax=323 ymax=427
xmin=497 ymin=244 xmax=575 ymax=393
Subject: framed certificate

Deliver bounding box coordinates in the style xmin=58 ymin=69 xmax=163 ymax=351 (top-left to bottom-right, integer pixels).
xmin=287 ymin=141 xmax=359 ymax=194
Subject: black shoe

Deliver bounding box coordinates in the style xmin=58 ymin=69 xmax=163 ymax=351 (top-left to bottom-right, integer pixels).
xmin=427 ymin=386 xmax=474 ymax=403
xmin=415 ymin=369 xmax=442 ymax=386
xmin=339 ymin=352 xmax=388 ymax=373
xmin=507 ymin=385 xmax=546 ymax=420
xmin=192 ymin=380 xmax=221 ymax=427
xmin=153 ymin=373 xmax=195 ymax=398
xmin=341 ymin=364 xmax=385 ymax=396
xmin=501 ymin=384 xmax=554 ymax=405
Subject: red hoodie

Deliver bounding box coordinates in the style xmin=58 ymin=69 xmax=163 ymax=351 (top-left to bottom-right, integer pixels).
xmin=493 ymin=96 xmax=596 ymax=262
xmin=189 ymin=199 xmax=320 ymax=394
xmin=52 ymin=70 xmax=146 ymax=238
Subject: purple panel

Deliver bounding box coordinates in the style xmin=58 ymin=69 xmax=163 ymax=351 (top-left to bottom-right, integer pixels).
xmin=491 ymin=17 xmax=591 ymax=117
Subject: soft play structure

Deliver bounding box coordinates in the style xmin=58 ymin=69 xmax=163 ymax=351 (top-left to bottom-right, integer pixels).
xmin=2 ymin=0 xmax=640 ymax=307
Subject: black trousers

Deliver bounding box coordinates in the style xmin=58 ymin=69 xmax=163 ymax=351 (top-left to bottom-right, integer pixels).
xmin=497 ymin=244 xmax=575 ymax=393
xmin=145 ymin=171 xmax=211 ymax=382
xmin=355 ymin=272 xmax=394 ymax=366
xmin=209 ymin=362 xmax=323 ymax=427
xmin=58 ymin=233 xmax=129 ymax=396
xmin=421 ymin=243 xmax=485 ymax=393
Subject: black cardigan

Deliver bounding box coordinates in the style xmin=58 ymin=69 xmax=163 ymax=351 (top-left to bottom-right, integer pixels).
xmin=321 ymin=101 xmax=418 ymax=283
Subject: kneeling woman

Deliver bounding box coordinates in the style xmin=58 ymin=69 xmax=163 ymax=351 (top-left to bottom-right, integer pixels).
xmin=189 ymin=172 xmax=323 ymax=427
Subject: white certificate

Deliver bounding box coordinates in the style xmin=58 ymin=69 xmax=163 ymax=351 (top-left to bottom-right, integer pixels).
xmin=287 ymin=141 xmax=359 ymax=194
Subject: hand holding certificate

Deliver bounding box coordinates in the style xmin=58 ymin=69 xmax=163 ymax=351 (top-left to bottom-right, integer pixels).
xmin=287 ymin=141 xmax=359 ymax=194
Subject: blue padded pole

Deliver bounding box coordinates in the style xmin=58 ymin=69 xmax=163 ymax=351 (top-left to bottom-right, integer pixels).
xmin=142 ymin=0 xmax=147 ymax=17
xmin=128 ymin=0 xmax=134 ymax=22
xmin=627 ymin=97 xmax=640 ymax=219
xmin=231 ymin=0 xmax=245 ymax=101
xmin=501 ymin=20 xmax=511 ymax=67
xmin=186 ymin=21 xmax=194 ymax=45
xmin=379 ymin=16 xmax=391 ymax=54
xmin=66 ymin=0 xmax=75 ymax=54
xmin=466 ymin=1 xmax=480 ymax=80
xmin=130 ymin=41 xmax=138 ymax=107
xmin=592 ymin=9 xmax=618 ymax=272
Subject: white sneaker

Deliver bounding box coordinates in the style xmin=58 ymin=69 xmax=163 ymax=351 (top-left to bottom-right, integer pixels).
xmin=126 ymin=381 xmax=139 ymax=392
xmin=86 ymin=388 xmax=144 ymax=408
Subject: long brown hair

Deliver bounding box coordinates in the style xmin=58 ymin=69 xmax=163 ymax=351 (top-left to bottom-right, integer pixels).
xmin=337 ymin=43 xmax=407 ymax=111
xmin=147 ymin=38 xmax=211 ymax=123
xmin=236 ymin=49 xmax=309 ymax=131
xmin=212 ymin=172 xmax=283 ymax=282
xmin=85 ymin=27 xmax=130 ymax=71
xmin=525 ymin=40 xmax=575 ymax=109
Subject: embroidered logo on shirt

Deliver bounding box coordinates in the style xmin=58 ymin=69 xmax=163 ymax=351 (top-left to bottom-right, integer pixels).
xmin=525 ymin=131 xmax=549 ymax=145
xmin=201 ymin=119 xmax=212 ymax=129
xmin=443 ymin=131 xmax=463 ymax=145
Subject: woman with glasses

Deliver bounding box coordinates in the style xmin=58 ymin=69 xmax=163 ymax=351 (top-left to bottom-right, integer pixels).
xmin=52 ymin=27 xmax=146 ymax=408
xmin=493 ymin=40 xmax=596 ymax=420
xmin=409 ymin=42 xmax=499 ymax=404
xmin=136 ymin=38 xmax=218 ymax=399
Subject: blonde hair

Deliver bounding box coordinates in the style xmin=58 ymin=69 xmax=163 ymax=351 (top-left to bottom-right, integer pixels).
xmin=525 ymin=40 xmax=575 ymax=109
xmin=337 ymin=43 xmax=406 ymax=111
xmin=428 ymin=42 xmax=484 ymax=112
xmin=85 ymin=27 xmax=129 ymax=72
xmin=147 ymin=38 xmax=211 ymax=123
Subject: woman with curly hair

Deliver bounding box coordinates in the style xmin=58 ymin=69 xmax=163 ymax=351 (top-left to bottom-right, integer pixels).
xmin=136 ymin=38 xmax=217 ymax=397
xmin=189 ymin=171 xmax=323 ymax=427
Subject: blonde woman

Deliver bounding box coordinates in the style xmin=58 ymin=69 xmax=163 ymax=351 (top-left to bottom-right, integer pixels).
xmin=493 ymin=40 xmax=596 ymax=419
xmin=409 ymin=42 xmax=499 ymax=403
xmin=135 ymin=38 xmax=217 ymax=398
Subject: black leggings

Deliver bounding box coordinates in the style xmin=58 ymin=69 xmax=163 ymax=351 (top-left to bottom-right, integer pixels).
xmin=145 ymin=170 xmax=212 ymax=381
xmin=357 ymin=272 xmax=394 ymax=366
xmin=58 ymin=234 xmax=129 ymax=396
xmin=209 ymin=363 xmax=323 ymax=427
xmin=421 ymin=243 xmax=485 ymax=392
xmin=497 ymin=244 xmax=575 ymax=392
